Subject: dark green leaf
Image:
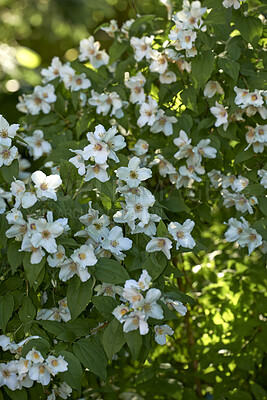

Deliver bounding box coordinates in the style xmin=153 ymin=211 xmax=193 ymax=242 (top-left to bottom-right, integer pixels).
xmin=67 ymin=276 xmax=94 ymax=320
xmin=74 ymin=337 xmax=107 ymax=381
xmin=102 ymin=318 xmax=126 ymax=360
xmin=94 ymin=258 xmax=130 ymax=284
xmin=0 ymin=293 xmax=14 ymax=331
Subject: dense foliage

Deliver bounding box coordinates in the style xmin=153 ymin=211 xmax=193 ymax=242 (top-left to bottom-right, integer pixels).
xmin=0 ymin=0 xmax=266 ymax=399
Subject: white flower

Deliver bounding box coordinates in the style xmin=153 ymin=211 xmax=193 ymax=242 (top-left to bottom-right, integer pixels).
xmin=101 ymin=19 xmax=118 ymax=37
xmin=130 ymin=35 xmax=154 ymax=62
xmin=232 ymin=175 xmax=249 ymax=192
xmin=0 ymin=362 xmax=19 ymax=390
xmin=204 ymin=81 xmax=224 ymax=98
xmin=59 ymin=259 xmax=91 ymax=282
xmin=225 ymin=218 xmax=244 ymax=242
xmin=112 ymin=304 xmax=130 ymax=322
xmin=131 ymin=139 xmax=149 ymax=156
xmin=30 ymin=217 xmax=64 ymax=254
xmin=135 ymin=288 xmax=164 ymax=319
xmin=85 ymin=163 xmax=109 ymax=182
xmin=149 ymin=51 xmax=168 ymax=74
xmin=146 ymin=237 xmax=172 ymax=259
xmin=0 ymin=115 xmax=19 ymax=146
xmin=222 ymin=0 xmax=245 ymax=9
xmin=177 ymin=29 xmax=196 ymax=49
xmin=46 ymin=356 xmax=68 ymax=375
xmin=102 ymin=226 xmax=132 ymax=260
xmin=27 ymin=84 xmax=56 ymax=115
xmin=41 ymin=56 xmax=63 ymax=83
xmin=79 ymin=36 xmax=109 ymax=68
xmin=20 ymin=236 xmax=45 ymax=264
xmin=159 ymin=69 xmax=177 ymax=84
xmin=24 ymin=129 xmax=52 ymax=160
xmin=0 ymin=144 xmax=18 ymax=166
xmin=11 ymin=179 xmax=37 ymax=209
xmin=124 ymin=270 xmax=152 ymax=292
xmin=137 ymin=96 xmax=158 ymax=128
xmin=125 ymin=72 xmax=146 ymax=104
xmin=84 ymin=133 xmax=110 ymax=164
xmin=31 ymin=171 xmax=62 ymax=201
xmin=95 ymin=283 xmax=123 ymax=297
xmin=168 ymin=220 xmax=196 ymax=250
xmin=154 ymin=325 xmax=174 ymax=345
xmin=151 ymin=110 xmax=177 ymax=136
xmin=210 ymin=101 xmax=228 ymax=127
xmin=194 ymin=139 xmax=217 ymax=160
xmin=123 ymin=311 xmax=149 ymax=335
xmin=26 ymin=349 xmax=44 ymax=364
xmin=238 ymin=226 xmax=262 ymax=255
xmin=71 ymin=244 xmax=97 ymax=268
xmin=164 ymin=298 xmax=187 ymax=315
xmin=70 ymin=73 xmax=91 ymax=92
xmin=150 ymin=155 xmax=176 ymax=177
xmin=258 ymin=169 xmax=267 ymax=188
xmin=116 ymin=156 xmax=152 ymax=187
xmin=28 ymin=363 xmax=51 ymax=385
xmin=69 ymin=149 xmax=86 ymax=176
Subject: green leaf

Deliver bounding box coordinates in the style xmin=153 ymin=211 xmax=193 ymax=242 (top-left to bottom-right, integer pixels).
xmin=1 ymin=159 xmax=19 ymax=183
xmin=0 ymin=293 xmax=14 ymax=331
xmin=4 ymin=387 xmax=27 ymax=400
xmin=18 ymin=296 xmax=36 ymax=324
xmin=23 ymin=253 xmax=46 ymax=288
xmin=250 ymin=382 xmax=267 ymax=400
xmin=21 ymin=338 xmax=51 ymax=358
xmin=94 ymin=258 xmax=130 ymax=284
xmin=109 ymin=41 xmax=129 ymax=65
xmin=76 ymin=113 xmax=91 ymax=140
xmin=74 ymin=337 xmax=107 ymax=381
xmin=60 ymin=160 xmax=80 ymax=193
xmin=55 ymin=92 xmax=66 ymax=114
xmin=180 ymin=87 xmax=197 ymax=112
xmin=218 ymin=57 xmax=240 ymax=83
xmin=37 ymin=321 xmax=76 ymax=342
xmin=7 ymin=240 xmax=24 ymax=274
xmin=156 ymin=220 xmax=169 ymax=237
xmin=102 ymin=318 xmax=126 ymax=360
xmin=59 ymin=351 xmax=83 ymax=393
xmin=141 ymin=253 xmax=167 ymax=280
xmin=191 ymin=50 xmax=214 ymax=89
xmin=234 ymin=148 xmax=255 ymax=164
xmin=67 ymin=276 xmax=94 ymax=320
xmin=92 ymin=296 xmax=118 ymax=319
xmin=124 ymin=330 xmax=142 ymax=361
xmin=234 ymin=15 xmax=263 ymax=44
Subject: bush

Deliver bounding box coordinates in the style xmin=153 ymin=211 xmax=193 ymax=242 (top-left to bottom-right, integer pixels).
xmin=0 ymin=0 xmax=266 ymax=399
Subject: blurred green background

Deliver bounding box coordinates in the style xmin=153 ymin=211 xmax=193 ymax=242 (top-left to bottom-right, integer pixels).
xmin=0 ymin=0 xmax=167 ymax=122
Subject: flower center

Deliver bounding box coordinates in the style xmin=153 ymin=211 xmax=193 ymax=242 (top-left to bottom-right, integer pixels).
xmin=51 ymin=359 xmax=58 ymax=367
xmin=110 ymin=240 xmax=119 ymax=247
xmin=130 ymin=171 xmax=138 ymax=179
xmin=78 ymin=253 xmax=86 ymax=260
xmin=176 ymin=231 xmax=184 ymax=239
xmin=157 ymin=239 xmax=166 ymax=248
xmin=3 ymin=370 xmax=10 ymax=378
xmin=42 ymin=230 xmax=51 ymax=239
xmin=40 ymin=183 xmax=48 ymax=190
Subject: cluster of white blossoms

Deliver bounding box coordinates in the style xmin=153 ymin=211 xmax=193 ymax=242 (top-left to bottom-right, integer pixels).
xmin=0 ymin=114 xmax=19 ymax=168
xmin=112 ymin=270 xmax=186 ymax=344
xmin=11 ymin=170 xmax=62 ymax=209
xmin=234 ymin=87 xmax=267 ymax=120
xmin=6 ymin=209 xmax=68 ymax=263
xmin=88 ymin=90 xmax=125 ymax=118
xmin=244 ymin=124 xmax=267 ymax=153
xmin=225 ymin=217 xmax=262 ymax=255
xmin=0 ymin=337 xmax=68 ymax=391
xmin=79 ymin=35 xmax=110 ymax=69
xmin=169 ymin=130 xmax=217 ymax=188
xmin=17 ymin=84 xmax=57 ymax=115
xmin=258 ymin=169 xmax=267 ymax=189
xmin=169 ymin=0 xmax=206 ymax=56
xmin=209 ymin=171 xmax=257 ymax=215
xmin=41 ymin=56 xmax=91 ymax=92
xmin=73 ymin=201 xmax=132 ymax=263
xmin=37 ymin=297 xmax=71 ymax=322
xmin=69 ymin=124 xmax=126 ymax=182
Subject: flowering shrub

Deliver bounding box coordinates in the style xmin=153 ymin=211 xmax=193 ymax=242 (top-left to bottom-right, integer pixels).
xmin=0 ymin=0 xmax=266 ymax=398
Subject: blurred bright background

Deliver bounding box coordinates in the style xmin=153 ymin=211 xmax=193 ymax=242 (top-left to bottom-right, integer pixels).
xmin=0 ymin=0 xmax=167 ymax=122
